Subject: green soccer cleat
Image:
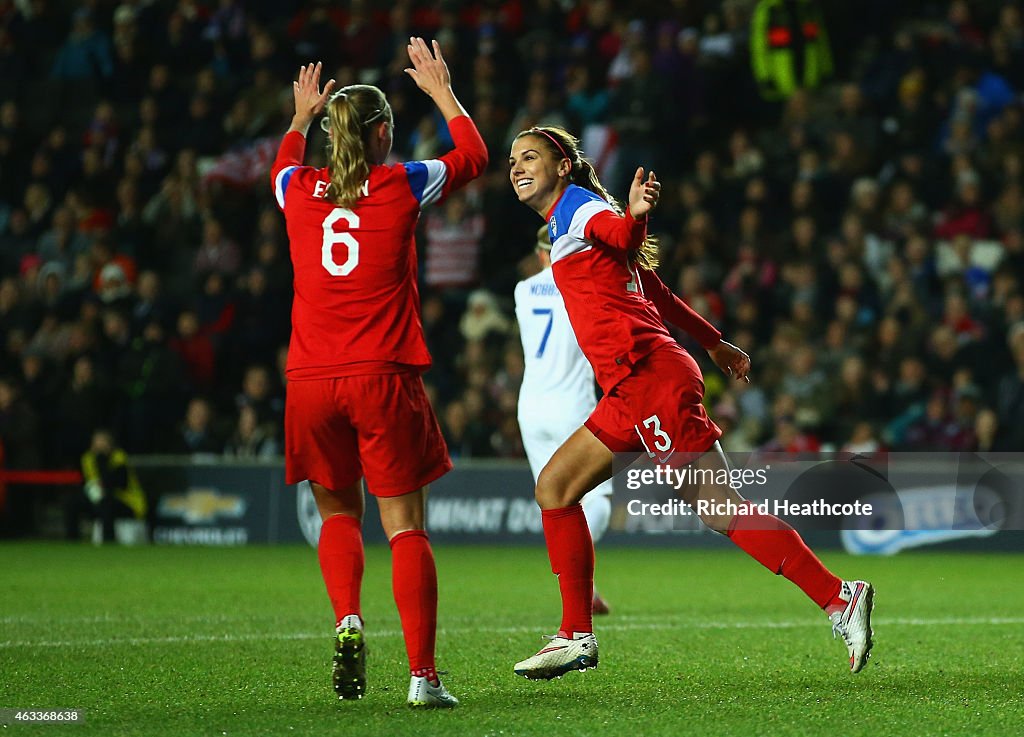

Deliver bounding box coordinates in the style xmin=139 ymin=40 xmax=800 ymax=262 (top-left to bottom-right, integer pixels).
xmin=332 ymin=620 xmax=367 ymax=700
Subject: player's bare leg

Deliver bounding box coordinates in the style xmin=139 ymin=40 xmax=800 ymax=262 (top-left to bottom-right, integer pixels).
xmin=679 ymin=443 xmax=875 ymax=672
xmin=516 ymin=427 xmax=611 ymax=679
xmin=311 ymin=480 xmax=368 ymax=699
xmin=378 ymin=487 xmax=457 ymax=707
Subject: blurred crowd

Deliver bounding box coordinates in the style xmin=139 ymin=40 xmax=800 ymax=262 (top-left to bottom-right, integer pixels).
xmin=2 ymin=0 xmax=1024 ymax=476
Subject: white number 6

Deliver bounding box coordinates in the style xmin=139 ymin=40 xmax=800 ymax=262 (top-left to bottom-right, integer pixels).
xmin=322 ymin=207 xmax=359 ymax=276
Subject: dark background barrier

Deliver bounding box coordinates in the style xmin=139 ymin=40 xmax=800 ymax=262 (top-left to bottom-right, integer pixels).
xmin=121 ymin=456 xmax=1024 ymax=554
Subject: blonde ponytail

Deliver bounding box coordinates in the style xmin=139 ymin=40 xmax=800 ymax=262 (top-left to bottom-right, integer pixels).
xmin=515 ymin=126 xmax=660 ymax=270
xmin=323 ymin=85 xmax=392 ymax=208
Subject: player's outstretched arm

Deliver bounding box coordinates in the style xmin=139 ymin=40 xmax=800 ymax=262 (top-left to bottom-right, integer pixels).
xmin=404 ymin=37 xmax=468 ymax=122
xmin=627 ymin=167 xmax=661 ymax=220
xmin=273 ymin=61 xmax=336 ymax=200
xmin=288 ymin=61 xmax=336 ymax=136
xmin=403 ymin=36 xmax=487 ymax=196
xmin=584 ymin=167 xmax=661 ymax=250
xmin=637 ymin=268 xmax=722 ymax=349
xmin=708 ymin=341 xmax=752 ymax=383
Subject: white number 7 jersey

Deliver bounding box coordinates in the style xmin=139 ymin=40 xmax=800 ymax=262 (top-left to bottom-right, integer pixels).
xmin=515 ymin=267 xmax=606 ymax=484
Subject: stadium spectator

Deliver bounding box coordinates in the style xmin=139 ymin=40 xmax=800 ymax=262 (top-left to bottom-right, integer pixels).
xmin=607 ymin=45 xmax=669 ymax=195
xmin=0 ymin=210 xmax=34 ymax=275
xmin=996 ymin=323 xmax=1024 ymax=449
xmin=50 ymin=8 xmax=113 ymax=81
xmin=252 ymin=238 xmax=292 ymax=296
xmin=37 ymin=206 xmax=89 ymax=272
xmin=194 ymin=271 xmax=236 ymax=337
xmin=234 ymin=364 xmax=282 ymax=428
xmin=564 ymin=63 xmax=608 ymax=130
xmin=116 ymin=319 xmax=184 ymax=453
xmin=972 ymin=407 xmax=1002 ymax=452
xmin=459 ymin=289 xmax=510 ymax=342
xmin=232 ymin=266 xmax=289 ymax=368
xmin=440 ymin=398 xmax=490 ymax=459
xmin=0 ymin=375 xmax=41 ymax=471
xmin=67 ymin=428 xmax=146 ymax=544
xmin=904 ymin=391 xmax=972 ymax=451
xmin=54 ymin=355 xmax=110 ymax=466
xmin=423 ymin=191 xmax=485 ymax=290
xmin=840 ymin=421 xmax=883 ymax=454
xmin=130 ymin=271 xmax=172 ymax=335
xmin=194 ymin=218 xmax=242 ymax=279
xmin=223 ymin=404 xmax=278 ymax=460
xmin=174 ymin=397 xmax=222 ymax=456
xmin=170 ymin=309 xmax=216 ymax=392
xmin=0 ymin=374 xmax=41 ymax=535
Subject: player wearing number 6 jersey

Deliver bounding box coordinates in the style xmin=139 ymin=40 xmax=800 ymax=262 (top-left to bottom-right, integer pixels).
xmin=515 ymin=225 xmax=614 ymax=615
xmin=271 ymin=41 xmax=487 ymax=708
xmin=507 ymin=126 xmax=874 ymax=682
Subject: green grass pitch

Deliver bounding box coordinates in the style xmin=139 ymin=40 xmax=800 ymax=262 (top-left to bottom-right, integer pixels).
xmin=2 ymin=543 xmax=1022 ymax=736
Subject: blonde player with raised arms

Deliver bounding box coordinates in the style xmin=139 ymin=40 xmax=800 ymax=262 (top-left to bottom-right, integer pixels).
xmin=271 ymin=41 xmax=487 ymax=707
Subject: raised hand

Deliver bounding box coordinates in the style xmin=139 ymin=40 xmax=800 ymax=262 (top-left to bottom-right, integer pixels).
xmin=708 ymin=340 xmax=752 ymax=383
xmin=627 ymin=167 xmax=661 ymax=219
xmin=404 ymin=37 xmax=451 ymax=99
xmin=292 ymin=61 xmax=336 ymax=129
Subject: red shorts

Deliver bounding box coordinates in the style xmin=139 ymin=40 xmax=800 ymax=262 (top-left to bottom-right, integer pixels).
xmin=585 ymin=343 xmax=722 ymax=458
xmin=284 ymin=372 xmax=452 ymax=497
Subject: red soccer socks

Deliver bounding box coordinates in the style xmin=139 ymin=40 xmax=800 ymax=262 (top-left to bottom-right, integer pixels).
xmin=318 ymin=513 xmax=364 ymax=622
xmin=390 ymin=529 xmax=439 ymax=683
xmin=542 ymin=505 xmax=595 ymax=636
xmin=726 ymin=501 xmax=842 ymax=609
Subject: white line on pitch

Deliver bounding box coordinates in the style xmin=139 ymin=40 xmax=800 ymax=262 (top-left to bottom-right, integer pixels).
xmin=1 ymin=616 xmax=1023 ymax=650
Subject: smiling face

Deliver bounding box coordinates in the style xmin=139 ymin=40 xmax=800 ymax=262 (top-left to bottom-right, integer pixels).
xmin=508 ymin=134 xmax=570 ymax=216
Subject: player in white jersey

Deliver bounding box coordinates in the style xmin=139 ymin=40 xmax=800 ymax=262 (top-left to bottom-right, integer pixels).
xmin=515 ymin=225 xmax=614 ymax=615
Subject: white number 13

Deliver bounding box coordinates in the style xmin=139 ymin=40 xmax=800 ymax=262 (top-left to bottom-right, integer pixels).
xmin=322 ymin=207 xmax=359 ymax=276
xmin=643 ymin=414 xmax=672 ymax=452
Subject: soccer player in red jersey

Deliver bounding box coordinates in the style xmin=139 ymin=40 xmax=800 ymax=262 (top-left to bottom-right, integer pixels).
xmin=507 ymin=127 xmax=874 ymax=680
xmin=270 ymin=39 xmax=487 ymax=707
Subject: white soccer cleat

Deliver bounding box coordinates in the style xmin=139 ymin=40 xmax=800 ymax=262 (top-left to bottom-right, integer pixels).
xmin=407 ymin=676 xmax=459 ymax=708
xmin=829 ymin=580 xmax=875 ymax=673
xmin=514 ymin=633 xmax=599 ymax=680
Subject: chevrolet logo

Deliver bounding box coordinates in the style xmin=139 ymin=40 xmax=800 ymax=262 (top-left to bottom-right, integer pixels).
xmin=158 ymin=488 xmax=247 ymax=524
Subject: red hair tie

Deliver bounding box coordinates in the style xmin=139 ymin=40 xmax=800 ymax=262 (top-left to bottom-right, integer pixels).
xmin=531 ymin=128 xmax=571 ymax=168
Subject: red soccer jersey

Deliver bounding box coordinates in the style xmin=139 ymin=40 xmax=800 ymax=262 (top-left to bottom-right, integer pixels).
xmin=546 ymin=184 xmax=721 ymax=393
xmin=270 ymin=116 xmax=487 ymax=380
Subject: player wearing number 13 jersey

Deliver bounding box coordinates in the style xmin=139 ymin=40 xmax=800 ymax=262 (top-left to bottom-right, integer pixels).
xmin=508 ymin=126 xmax=874 ymax=682
xmin=272 ymin=43 xmax=486 ymax=708
xmin=515 ymin=225 xmax=615 ymax=615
